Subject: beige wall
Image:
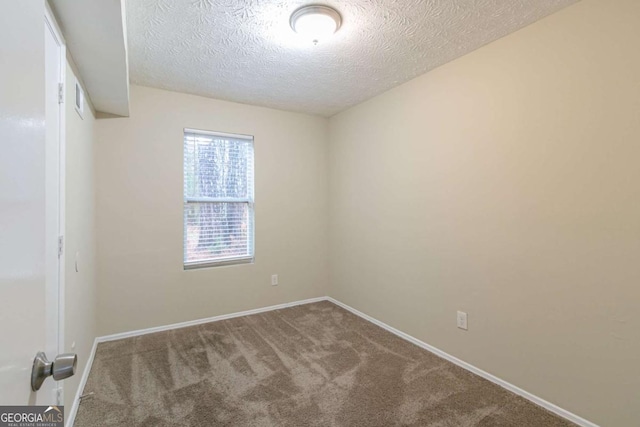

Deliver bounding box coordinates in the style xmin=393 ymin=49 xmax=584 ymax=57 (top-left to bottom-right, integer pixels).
xmin=95 ymin=85 xmax=329 ymax=335
xmin=328 ymin=0 xmax=640 ymax=425
xmin=63 ymin=60 xmax=98 ymax=410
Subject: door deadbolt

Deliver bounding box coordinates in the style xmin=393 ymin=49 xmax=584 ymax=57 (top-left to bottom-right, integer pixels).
xmin=31 ymin=351 xmax=77 ymax=391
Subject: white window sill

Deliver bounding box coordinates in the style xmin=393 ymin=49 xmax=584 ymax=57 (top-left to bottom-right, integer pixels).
xmin=184 ymin=256 xmax=254 ymax=270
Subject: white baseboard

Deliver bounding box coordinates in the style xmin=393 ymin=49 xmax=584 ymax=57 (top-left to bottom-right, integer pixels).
xmin=67 ymin=295 xmax=598 ymax=427
xmin=96 ymin=296 xmax=327 ymax=343
xmin=326 ymin=297 xmax=599 ymax=427
xmin=65 ymin=337 xmax=98 ymax=427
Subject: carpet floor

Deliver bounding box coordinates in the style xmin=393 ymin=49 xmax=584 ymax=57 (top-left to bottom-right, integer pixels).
xmin=74 ymin=301 xmax=575 ymax=426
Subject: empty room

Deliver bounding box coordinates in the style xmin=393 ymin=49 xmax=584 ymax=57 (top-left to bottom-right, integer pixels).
xmin=1 ymin=0 xmax=638 ymax=426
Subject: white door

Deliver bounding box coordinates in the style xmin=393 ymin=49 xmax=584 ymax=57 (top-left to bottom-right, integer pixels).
xmin=43 ymin=10 xmax=64 ymax=405
xmin=0 ymin=5 xmax=63 ymax=406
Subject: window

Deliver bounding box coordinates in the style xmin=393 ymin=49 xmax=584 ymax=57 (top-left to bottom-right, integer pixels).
xmin=183 ymin=128 xmax=254 ymax=268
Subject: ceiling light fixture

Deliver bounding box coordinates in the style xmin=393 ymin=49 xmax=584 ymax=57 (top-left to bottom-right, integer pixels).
xmin=290 ymin=5 xmax=342 ymax=45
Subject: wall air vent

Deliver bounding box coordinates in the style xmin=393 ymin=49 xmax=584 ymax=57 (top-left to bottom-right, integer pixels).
xmin=74 ymin=81 xmax=84 ymax=119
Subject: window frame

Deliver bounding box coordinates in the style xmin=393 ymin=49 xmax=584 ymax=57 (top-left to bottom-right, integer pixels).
xmin=183 ymin=127 xmax=255 ymax=270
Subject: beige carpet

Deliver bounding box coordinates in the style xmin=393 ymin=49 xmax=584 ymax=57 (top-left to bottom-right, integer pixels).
xmin=74 ymin=301 xmax=575 ymax=426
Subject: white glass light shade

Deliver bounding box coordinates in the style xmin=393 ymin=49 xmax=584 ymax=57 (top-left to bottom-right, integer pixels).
xmin=290 ymin=5 xmax=342 ymax=43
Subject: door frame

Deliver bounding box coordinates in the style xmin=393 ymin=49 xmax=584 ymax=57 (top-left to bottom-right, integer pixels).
xmin=44 ymin=2 xmax=66 ymax=403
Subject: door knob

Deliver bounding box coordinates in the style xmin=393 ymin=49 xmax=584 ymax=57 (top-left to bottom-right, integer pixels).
xmin=31 ymin=351 xmax=77 ymax=391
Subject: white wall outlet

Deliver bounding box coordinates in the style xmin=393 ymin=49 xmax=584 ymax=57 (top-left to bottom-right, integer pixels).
xmin=457 ymin=311 xmax=468 ymax=330
xmin=271 ymin=274 xmax=279 ymax=286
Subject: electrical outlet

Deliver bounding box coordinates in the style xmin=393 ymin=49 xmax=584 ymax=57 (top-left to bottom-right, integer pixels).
xmin=271 ymin=274 xmax=279 ymax=286
xmin=457 ymin=311 xmax=468 ymax=330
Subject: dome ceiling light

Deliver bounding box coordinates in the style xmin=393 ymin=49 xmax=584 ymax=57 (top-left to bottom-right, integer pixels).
xmin=290 ymin=5 xmax=342 ymax=45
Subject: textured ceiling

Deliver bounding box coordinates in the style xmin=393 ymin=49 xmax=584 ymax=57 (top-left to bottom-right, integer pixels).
xmin=127 ymin=0 xmax=578 ymax=117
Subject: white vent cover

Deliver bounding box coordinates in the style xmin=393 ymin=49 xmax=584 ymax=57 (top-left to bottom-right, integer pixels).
xmin=74 ymin=81 xmax=84 ymax=119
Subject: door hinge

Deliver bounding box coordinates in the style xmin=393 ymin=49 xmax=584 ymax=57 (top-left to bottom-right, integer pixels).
xmin=58 ymin=83 xmax=64 ymax=104
xmin=58 ymin=235 xmax=64 ymax=258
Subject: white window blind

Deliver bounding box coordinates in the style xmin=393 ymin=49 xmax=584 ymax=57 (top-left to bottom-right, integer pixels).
xmin=183 ymin=129 xmax=254 ymax=268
